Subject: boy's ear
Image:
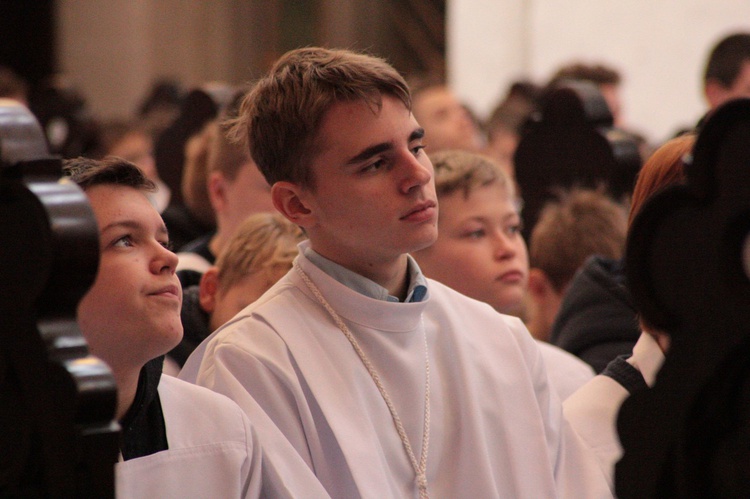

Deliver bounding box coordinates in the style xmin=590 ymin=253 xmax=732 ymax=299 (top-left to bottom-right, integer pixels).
xmin=207 ymin=172 xmax=226 ymax=213
xmin=198 ymin=267 xmax=220 ymax=314
xmin=704 ymin=79 xmax=727 ymax=109
xmin=271 ymin=181 xmax=315 ymax=228
xmin=527 ymin=268 xmax=552 ymax=301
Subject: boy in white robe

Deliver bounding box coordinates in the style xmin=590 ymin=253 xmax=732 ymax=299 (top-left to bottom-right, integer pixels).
xmin=411 ymin=150 xmax=594 ymax=401
xmin=181 ymin=47 xmax=611 ymax=498
xmin=64 ymin=157 xmax=328 ymax=498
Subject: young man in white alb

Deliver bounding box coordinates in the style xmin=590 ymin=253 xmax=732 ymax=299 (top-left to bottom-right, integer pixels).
xmin=181 ymin=47 xmax=611 ymax=498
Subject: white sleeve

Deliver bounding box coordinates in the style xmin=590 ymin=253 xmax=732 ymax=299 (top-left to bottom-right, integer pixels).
xmin=191 ymin=328 xmax=331 ymax=499
xmin=502 ymin=316 xmax=614 ymax=498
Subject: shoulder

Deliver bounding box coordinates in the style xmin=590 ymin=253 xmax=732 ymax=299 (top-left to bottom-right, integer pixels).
xmin=159 ymin=376 xmax=253 ymax=446
xmin=425 ymin=278 xmax=530 ymax=337
xmin=537 ymin=341 xmax=595 ymax=377
xmin=537 ymin=341 xmax=595 ymax=400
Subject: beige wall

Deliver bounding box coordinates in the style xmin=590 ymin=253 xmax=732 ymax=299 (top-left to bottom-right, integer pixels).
xmin=56 ymin=1 xmax=392 ymax=121
xmin=56 ymin=0 xmax=263 ymax=120
xmin=449 ymin=0 xmax=750 ymax=143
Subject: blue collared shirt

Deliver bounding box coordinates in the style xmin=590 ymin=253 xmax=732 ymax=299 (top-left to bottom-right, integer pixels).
xmin=303 ymin=246 xmax=428 ymax=303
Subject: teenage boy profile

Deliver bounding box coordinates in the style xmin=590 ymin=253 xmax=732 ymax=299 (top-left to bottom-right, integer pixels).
xmin=181 ymin=47 xmax=610 ymax=498
xmin=64 ymin=157 xmax=328 ymax=498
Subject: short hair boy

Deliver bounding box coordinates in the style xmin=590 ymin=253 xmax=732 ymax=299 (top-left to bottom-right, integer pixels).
xmin=182 ymin=47 xmax=610 ymax=498
xmin=169 ymin=212 xmax=305 ymax=369
xmin=703 ymin=32 xmax=750 ymax=110
xmin=412 ymin=149 xmax=528 ymax=316
xmin=65 ymin=156 xmax=326 ymax=498
xmin=408 ymin=77 xmax=484 ymax=154
xmin=526 ymin=188 xmax=628 ymax=342
xmin=177 ymin=95 xmax=276 ymax=274
xmin=412 ymin=150 xmax=594 ymax=400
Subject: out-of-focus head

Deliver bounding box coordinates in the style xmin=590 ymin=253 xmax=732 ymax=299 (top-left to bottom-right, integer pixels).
xmin=410 ymin=78 xmax=484 ymax=154
xmin=548 ymin=62 xmax=623 ymax=126
xmin=207 ymin=93 xmax=274 ymax=229
xmin=0 ymin=66 xmax=28 ymax=105
xmin=229 ymin=47 xmax=411 ymax=189
xmin=627 ymin=133 xmax=696 ymax=344
xmin=181 ymin=121 xmax=217 ymax=228
xmin=629 ymin=133 xmax=696 ymax=226
xmin=704 ymin=33 xmax=750 ymax=110
xmin=414 ymin=150 xmax=527 ymax=315
xmin=485 ymin=81 xmax=541 ymax=181
xmin=199 ymin=212 xmax=305 ymax=330
xmin=530 ymin=188 xmax=628 ymax=293
xmin=98 ymin=120 xmax=157 ymax=180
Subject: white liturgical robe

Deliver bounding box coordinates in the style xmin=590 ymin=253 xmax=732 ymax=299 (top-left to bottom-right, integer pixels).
xmin=116 ymin=375 xmax=329 ymax=498
xmin=181 ymin=244 xmax=611 ymax=498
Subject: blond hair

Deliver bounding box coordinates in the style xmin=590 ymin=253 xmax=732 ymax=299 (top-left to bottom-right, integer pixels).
xmin=216 ymin=213 xmax=306 ymax=292
xmin=181 ymin=122 xmax=217 ymax=228
xmin=431 ymin=149 xmax=515 ymax=200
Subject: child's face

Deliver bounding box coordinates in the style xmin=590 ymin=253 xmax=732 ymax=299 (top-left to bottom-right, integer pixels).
xmin=221 ymin=162 xmax=275 ymax=230
xmin=297 ymin=95 xmax=438 ymax=272
xmin=209 ymin=272 xmax=278 ymax=331
xmin=412 ymin=86 xmax=483 ymax=153
xmin=77 ymin=184 xmax=183 ymax=374
xmin=415 ymin=183 xmax=529 ymax=315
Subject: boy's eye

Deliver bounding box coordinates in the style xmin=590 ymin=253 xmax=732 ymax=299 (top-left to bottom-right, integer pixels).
xmin=411 ymin=144 xmax=426 ymax=156
xmin=464 ymin=229 xmax=485 ymax=239
xmin=505 ymin=222 xmax=523 ymax=236
xmin=112 ymin=235 xmax=134 ymax=248
xmin=361 ymin=158 xmax=387 ymax=173
xmin=161 ymin=240 xmax=175 ymax=251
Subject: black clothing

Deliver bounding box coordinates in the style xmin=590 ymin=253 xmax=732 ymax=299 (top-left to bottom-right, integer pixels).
xmin=168 ymin=286 xmax=211 ymax=368
xmin=549 ymin=255 xmax=641 ymax=374
xmin=119 ymin=357 xmax=168 ymax=460
xmin=179 ymin=232 xmax=216 ymax=265
xmin=601 ymin=355 xmax=648 ymax=394
xmin=176 ymin=233 xmax=216 ymax=288
xmin=162 ymin=205 xmax=213 ymax=252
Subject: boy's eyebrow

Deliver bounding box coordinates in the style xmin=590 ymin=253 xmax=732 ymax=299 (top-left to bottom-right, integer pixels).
xmin=101 ymin=219 xmax=169 ymax=236
xmin=345 ymin=127 xmax=426 ymax=165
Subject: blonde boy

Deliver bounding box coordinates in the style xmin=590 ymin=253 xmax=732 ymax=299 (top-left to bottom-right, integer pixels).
xmin=413 ymin=150 xmax=594 ymax=400
xmin=169 ymin=213 xmax=305 ymax=369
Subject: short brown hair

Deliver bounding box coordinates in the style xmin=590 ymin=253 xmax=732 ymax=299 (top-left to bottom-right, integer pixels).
xmin=210 ymin=89 xmax=253 ymax=180
xmin=63 ymin=156 xmax=155 ymax=192
xmin=230 ymin=47 xmax=411 ymax=188
xmin=216 ymin=212 xmax=305 ymax=293
xmin=530 ymin=188 xmax=628 ymax=292
xmin=431 ymin=149 xmax=515 ymax=200
xmin=704 ymin=33 xmax=750 ymax=88
xmin=549 ymin=62 xmax=621 ymax=87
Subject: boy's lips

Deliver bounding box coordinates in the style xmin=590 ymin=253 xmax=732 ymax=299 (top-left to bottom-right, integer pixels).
xmin=149 ymin=284 xmax=180 ymax=299
xmin=400 ymin=200 xmax=437 ymax=221
xmin=497 ymin=270 xmax=525 ymax=283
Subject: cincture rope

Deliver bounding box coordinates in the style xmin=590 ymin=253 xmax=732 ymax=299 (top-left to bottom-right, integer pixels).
xmin=295 ymin=261 xmax=430 ymax=499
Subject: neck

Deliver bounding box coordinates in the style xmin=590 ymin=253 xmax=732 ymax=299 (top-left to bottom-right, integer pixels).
xmin=352 ymin=258 xmax=411 ymax=300
xmin=112 ymin=366 xmax=141 ymax=421
xmin=314 ymin=245 xmax=410 ymax=300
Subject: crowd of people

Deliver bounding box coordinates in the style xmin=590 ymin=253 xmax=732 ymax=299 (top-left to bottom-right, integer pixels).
xmin=3 ymin=29 xmax=750 ymax=498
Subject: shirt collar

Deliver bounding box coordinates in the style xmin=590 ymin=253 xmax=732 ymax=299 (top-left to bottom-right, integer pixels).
xmin=302 ymin=243 xmax=428 ymax=303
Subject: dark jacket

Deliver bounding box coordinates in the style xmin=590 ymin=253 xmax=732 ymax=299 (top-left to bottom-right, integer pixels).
xmin=549 ymin=255 xmax=641 ymax=373
xmin=168 ymin=286 xmax=211 ymax=368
